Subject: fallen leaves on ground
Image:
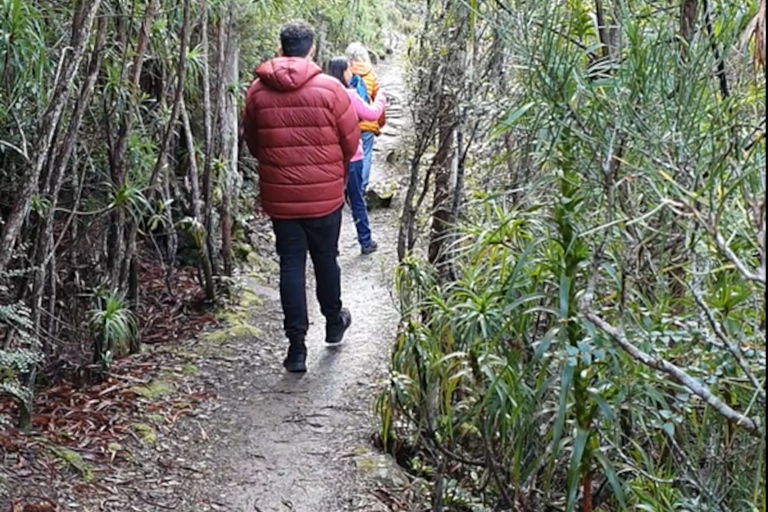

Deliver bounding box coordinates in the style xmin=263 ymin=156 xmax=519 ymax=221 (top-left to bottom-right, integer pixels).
xmin=10 ymin=498 xmax=60 ymax=512
xmin=137 ymin=255 xmax=218 ymax=345
xmin=0 ymin=253 xmax=220 ymax=508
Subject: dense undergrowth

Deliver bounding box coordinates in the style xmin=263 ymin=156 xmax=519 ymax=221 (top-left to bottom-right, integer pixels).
xmin=380 ymin=1 xmax=765 ymax=511
xmin=0 ymin=0 xmax=393 ymax=427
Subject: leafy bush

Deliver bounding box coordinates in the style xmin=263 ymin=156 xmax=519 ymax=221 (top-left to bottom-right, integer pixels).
xmin=0 ymin=0 xmax=396 ymax=428
xmin=0 ymin=284 xmax=42 ymax=429
xmin=382 ymin=1 xmax=765 ymax=510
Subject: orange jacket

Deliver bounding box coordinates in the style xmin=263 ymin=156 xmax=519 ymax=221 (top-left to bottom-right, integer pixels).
xmin=350 ymin=61 xmax=386 ymax=135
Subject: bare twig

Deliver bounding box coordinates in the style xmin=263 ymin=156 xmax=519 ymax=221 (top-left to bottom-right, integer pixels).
xmin=666 ymin=199 xmax=766 ymax=286
xmin=582 ymin=310 xmax=762 ymax=437
xmin=689 ymin=285 xmax=766 ymax=404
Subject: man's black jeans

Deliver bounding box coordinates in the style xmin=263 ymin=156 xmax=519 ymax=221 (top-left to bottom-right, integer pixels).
xmin=272 ymin=207 xmax=343 ymax=343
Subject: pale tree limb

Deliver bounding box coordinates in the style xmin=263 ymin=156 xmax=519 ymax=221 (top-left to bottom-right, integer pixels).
xmin=665 ymin=199 xmax=766 ymax=286
xmin=582 ymin=310 xmax=762 ymax=437
xmin=689 ymin=285 xmax=766 ymax=405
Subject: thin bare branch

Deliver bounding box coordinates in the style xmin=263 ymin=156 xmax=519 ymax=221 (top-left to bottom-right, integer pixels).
xmin=689 ymin=285 xmax=766 ymax=405
xmin=666 ymin=199 xmax=766 ymax=286
xmin=583 ymin=310 xmax=762 ymax=437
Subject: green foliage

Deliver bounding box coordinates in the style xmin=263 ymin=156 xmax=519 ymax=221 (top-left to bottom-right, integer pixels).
xmin=236 ymin=0 xmax=390 ymax=70
xmin=384 ymin=0 xmax=765 ymax=510
xmin=90 ymin=289 xmax=138 ymax=368
xmin=0 ymin=285 xmax=42 ymax=427
xmin=0 ymin=0 xmax=48 ymax=166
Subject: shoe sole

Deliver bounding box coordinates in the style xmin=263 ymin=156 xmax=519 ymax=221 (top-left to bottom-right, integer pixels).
xmin=284 ymin=361 xmax=307 ymax=373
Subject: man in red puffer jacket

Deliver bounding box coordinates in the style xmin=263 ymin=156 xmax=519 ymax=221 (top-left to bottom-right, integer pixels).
xmin=242 ymin=21 xmax=360 ymax=373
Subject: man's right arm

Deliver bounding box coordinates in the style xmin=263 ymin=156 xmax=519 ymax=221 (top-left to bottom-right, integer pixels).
xmin=333 ymin=86 xmax=361 ymax=163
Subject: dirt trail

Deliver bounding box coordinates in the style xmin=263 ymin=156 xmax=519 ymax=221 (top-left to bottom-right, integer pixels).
xmin=173 ymin=49 xmax=409 ymax=512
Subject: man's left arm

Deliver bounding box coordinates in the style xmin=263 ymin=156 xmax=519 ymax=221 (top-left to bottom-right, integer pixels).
xmin=333 ymin=86 xmax=361 ymax=164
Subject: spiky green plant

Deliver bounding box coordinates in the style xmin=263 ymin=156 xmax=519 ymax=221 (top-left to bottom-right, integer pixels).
xmin=90 ymin=290 xmax=138 ymax=368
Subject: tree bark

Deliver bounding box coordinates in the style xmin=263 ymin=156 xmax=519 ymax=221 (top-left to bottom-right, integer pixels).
xmin=123 ymin=0 xmax=192 ymax=352
xmin=218 ymin=7 xmax=239 ymax=277
xmin=427 ymin=4 xmax=467 ymax=280
xmin=146 ymin=0 xmax=192 ymax=197
xmin=594 ymin=0 xmax=611 ymax=59
xmin=200 ymin=0 xmax=218 ymax=275
xmin=427 ymin=106 xmax=456 ymax=276
xmin=182 ymin=98 xmax=216 ymax=301
xmin=0 ymin=0 xmax=102 ymax=272
xmin=30 ymin=16 xmax=107 ymax=348
xmin=680 ymin=0 xmax=698 ymax=58
xmin=107 ymin=0 xmax=158 ymax=287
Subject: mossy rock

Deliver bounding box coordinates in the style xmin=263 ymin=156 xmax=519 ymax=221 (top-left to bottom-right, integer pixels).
xmin=205 ymin=323 xmax=260 ymax=341
xmin=385 ymin=148 xmax=407 ymax=167
xmin=246 ymin=251 xmax=264 ymax=265
xmin=130 ymin=380 xmax=174 ymax=399
xmin=48 ymin=446 xmax=95 ymax=482
xmin=181 ymin=364 xmax=199 ymax=376
xmin=238 ymin=288 xmax=262 ymax=308
xmin=206 ymin=287 xmax=262 ymax=341
xmin=146 ymin=414 xmax=165 ymax=424
xmin=132 ymin=423 xmax=157 ymax=444
xmin=365 ymin=190 xmax=393 ymax=210
xmin=233 ymin=242 xmax=254 ymax=260
xmin=247 ymin=254 xmax=278 ymax=275
xmin=355 ymin=453 xmax=409 ymax=488
xmin=366 ymin=179 xmax=398 ymax=210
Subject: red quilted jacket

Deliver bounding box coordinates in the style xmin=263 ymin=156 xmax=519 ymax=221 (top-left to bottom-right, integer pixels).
xmin=242 ymin=57 xmax=360 ymax=219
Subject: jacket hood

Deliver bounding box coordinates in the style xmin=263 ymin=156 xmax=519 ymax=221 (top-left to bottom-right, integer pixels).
xmin=350 ymin=60 xmax=373 ymax=76
xmin=255 ymin=57 xmax=321 ymax=91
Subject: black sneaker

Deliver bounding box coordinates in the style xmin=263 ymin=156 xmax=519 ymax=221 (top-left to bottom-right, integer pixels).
xmin=325 ymin=308 xmax=352 ymax=345
xmin=283 ymin=341 xmax=307 ymax=373
xmin=361 ymin=240 xmax=378 ymax=255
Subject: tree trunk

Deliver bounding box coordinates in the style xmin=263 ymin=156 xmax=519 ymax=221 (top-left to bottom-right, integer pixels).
xmin=30 ymin=16 xmax=107 ymax=349
xmin=201 ymin=0 xmax=218 ymax=275
xmin=106 ymin=0 xmax=157 ymax=288
xmin=123 ymin=0 xmax=191 ymax=352
xmin=595 ymin=0 xmax=611 ymax=59
xmin=162 ymin=151 xmax=178 ymax=294
xmin=182 ymin=98 xmax=216 ymax=301
xmin=216 ymin=5 xmax=239 ymax=277
xmin=398 ymin=158 xmax=423 ymax=262
xmin=0 ymin=0 xmax=102 ymax=273
xmin=427 ymin=108 xmax=455 ymax=275
xmin=680 ymin=0 xmax=698 ymax=58
xmin=428 ymin=4 xmax=467 ymax=279
xmin=128 ymin=255 xmax=140 ymax=353
xmin=146 ymin=0 xmax=192 ymax=197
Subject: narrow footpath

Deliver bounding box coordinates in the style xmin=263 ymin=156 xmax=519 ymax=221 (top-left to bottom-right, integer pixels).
xmin=171 ymin=47 xmax=409 ymax=512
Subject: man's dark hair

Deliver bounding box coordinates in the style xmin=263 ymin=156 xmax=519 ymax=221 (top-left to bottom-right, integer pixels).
xmin=280 ymin=21 xmax=315 ymax=58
